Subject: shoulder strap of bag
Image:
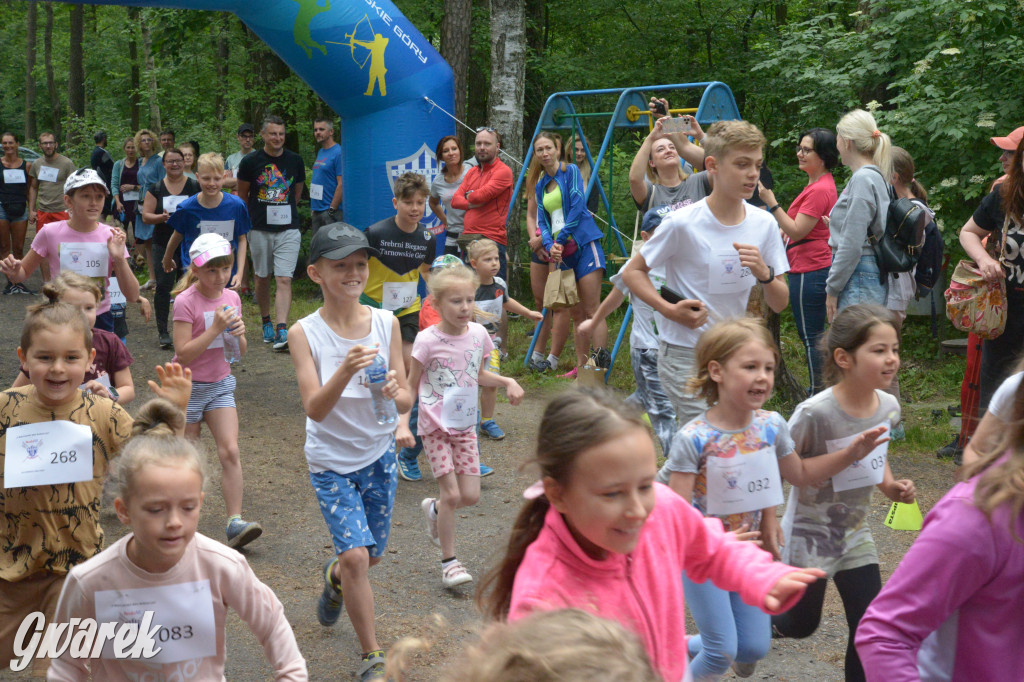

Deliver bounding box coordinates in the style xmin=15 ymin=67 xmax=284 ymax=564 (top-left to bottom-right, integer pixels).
xmin=862 ymin=165 xmax=893 ymax=244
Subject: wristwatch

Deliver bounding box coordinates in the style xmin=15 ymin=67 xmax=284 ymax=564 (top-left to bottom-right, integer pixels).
xmin=757 ymin=266 xmax=775 ymax=284
xmin=327 ymin=207 xmax=336 ymax=217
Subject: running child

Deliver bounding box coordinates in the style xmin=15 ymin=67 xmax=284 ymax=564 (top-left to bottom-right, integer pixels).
xmin=163 ymin=152 xmax=251 ymax=292
xmin=578 ymin=205 xmax=677 ymax=455
xmin=13 ymin=272 xmax=135 ymax=404
xmin=466 ymin=238 xmax=540 ymax=441
xmin=856 ymin=368 xmax=1024 ymax=679
xmin=773 ymin=303 xmax=916 ymax=682
xmin=170 ymin=233 xmax=261 ymax=549
xmin=0 ymin=296 xmax=189 ymax=675
xmin=658 ymin=318 xmax=889 ymax=681
xmin=620 ymin=120 xmax=789 ymax=428
xmin=288 ymin=222 xmax=412 ymax=681
xmin=46 ymin=399 xmax=307 ymax=680
xmin=0 ymin=168 xmax=140 ymax=332
xmin=478 ymin=387 xmax=824 ymax=682
xmin=410 ymin=264 xmax=523 ymax=588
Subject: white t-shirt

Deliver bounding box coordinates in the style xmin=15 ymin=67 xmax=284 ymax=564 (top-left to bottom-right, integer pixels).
xmin=299 ymin=307 xmax=396 ymax=474
xmin=610 ymin=258 xmax=665 ymax=350
xmin=639 ymin=199 xmax=789 ymax=347
xmin=989 ymin=371 xmax=1022 ymax=421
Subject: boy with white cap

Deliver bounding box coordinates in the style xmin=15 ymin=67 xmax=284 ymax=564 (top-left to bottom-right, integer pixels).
xmin=0 ymin=168 xmax=138 ymax=332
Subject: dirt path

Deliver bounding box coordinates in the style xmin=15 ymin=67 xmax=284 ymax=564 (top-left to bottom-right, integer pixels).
xmin=0 ymin=278 xmax=959 ymax=681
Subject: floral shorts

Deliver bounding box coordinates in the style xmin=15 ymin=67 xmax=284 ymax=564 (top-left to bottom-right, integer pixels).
xmin=422 ymin=430 xmax=480 ymax=478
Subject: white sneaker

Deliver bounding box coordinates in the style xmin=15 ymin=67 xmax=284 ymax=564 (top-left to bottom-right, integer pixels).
xmin=442 ymin=560 xmax=473 ymax=588
xmin=421 ymin=498 xmax=440 ymax=547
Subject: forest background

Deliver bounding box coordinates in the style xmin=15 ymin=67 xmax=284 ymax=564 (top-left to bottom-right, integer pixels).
xmin=1 ymin=0 xmax=1022 ymax=264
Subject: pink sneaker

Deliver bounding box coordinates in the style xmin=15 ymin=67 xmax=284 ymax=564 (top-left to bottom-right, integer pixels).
xmin=558 ymin=368 xmax=578 ymax=379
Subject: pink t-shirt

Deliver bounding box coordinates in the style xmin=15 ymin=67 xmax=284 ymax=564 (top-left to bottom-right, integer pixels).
xmin=49 ymin=533 xmax=308 ymax=681
xmin=29 ymin=220 xmax=130 ymax=314
xmin=172 ymin=285 xmax=242 ymax=383
xmin=785 ymin=173 xmax=837 ymax=274
xmin=411 ymin=322 xmax=493 ymax=436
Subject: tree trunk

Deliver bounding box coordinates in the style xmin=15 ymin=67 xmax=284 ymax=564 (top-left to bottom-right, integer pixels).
xmin=487 ymin=0 xmax=526 ymax=296
xmin=128 ymin=9 xmax=140 ymax=131
xmin=140 ymin=10 xmax=161 ymax=132
xmin=465 ymin=0 xmax=489 ymax=150
xmin=25 ymin=2 xmax=37 ymax=142
xmin=67 ymin=4 xmax=85 ymax=146
xmin=747 ymin=285 xmax=805 ymax=404
xmin=43 ymin=2 xmax=61 ymax=141
xmin=440 ymin=0 xmax=472 ymax=126
xmin=214 ymin=18 xmax=230 ymax=142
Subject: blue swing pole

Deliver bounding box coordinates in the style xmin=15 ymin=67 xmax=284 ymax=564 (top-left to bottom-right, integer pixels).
xmin=605 ymin=304 xmax=632 ymax=384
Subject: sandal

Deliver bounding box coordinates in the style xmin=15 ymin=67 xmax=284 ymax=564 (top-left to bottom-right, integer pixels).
xmin=359 ymin=650 xmax=386 ymax=681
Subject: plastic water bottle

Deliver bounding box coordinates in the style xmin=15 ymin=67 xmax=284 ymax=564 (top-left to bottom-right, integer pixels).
xmin=222 ymin=306 xmax=242 ymax=364
xmin=366 ymin=354 xmax=398 ymax=425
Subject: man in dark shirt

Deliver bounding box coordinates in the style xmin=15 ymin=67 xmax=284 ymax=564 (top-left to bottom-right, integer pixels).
xmin=90 ymin=131 xmax=114 ymax=220
xmin=237 ymin=115 xmax=306 ymax=351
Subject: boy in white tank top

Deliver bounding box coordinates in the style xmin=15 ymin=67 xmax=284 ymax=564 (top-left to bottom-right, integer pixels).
xmin=287 ymin=222 xmax=413 ymax=681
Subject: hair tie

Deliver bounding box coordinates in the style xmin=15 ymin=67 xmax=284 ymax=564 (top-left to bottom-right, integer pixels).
xmin=871 ymin=129 xmax=881 ymax=138
xmin=523 ymin=480 xmax=546 ymax=500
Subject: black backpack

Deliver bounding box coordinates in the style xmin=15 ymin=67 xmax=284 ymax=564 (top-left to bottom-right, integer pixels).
xmin=910 ymin=199 xmax=944 ymax=294
xmin=865 ymin=166 xmax=928 ymax=275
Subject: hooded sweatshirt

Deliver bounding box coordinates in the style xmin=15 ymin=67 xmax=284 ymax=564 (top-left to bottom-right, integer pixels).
xmin=509 ymin=483 xmax=804 ymax=682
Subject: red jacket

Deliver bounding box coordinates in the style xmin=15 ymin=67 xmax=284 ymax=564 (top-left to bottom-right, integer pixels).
xmin=451 ymin=158 xmax=513 ymax=245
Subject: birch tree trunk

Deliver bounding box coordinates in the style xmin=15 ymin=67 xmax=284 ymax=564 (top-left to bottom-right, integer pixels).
xmin=128 ymin=10 xmax=140 ymax=132
xmin=487 ymin=0 xmax=526 ymax=296
xmin=441 ymin=0 xmax=472 ymax=127
xmin=43 ymin=2 xmax=62 ymax=140
xmin=25 ymin=2 xmax=37 ymax=142
xmin=140 ymin=10 xmax=161 ymax=132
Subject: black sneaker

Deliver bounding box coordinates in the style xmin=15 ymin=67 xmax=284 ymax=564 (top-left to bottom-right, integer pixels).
xmin=592 ymin=347 xmax=612 ymax=369
xmin=158 ymin=332 xmax=173 ymax=349
xmin=11 ymin=283 xmax=33 ymax=295
xmin=2 ymin=281 xmax=12 ymax=295
xmin=937 ymin=434 xmax=962 ymax=460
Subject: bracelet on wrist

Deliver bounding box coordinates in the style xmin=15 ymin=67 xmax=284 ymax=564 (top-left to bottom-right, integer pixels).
xmin=768 ymin=204 xmax=781 ymax=213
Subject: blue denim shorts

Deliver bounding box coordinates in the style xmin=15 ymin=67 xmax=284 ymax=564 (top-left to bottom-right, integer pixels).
xmin=309 ymin=443 xmax=398 ymax=558
xmin=837 ymin=255 xmax=887 ymax=311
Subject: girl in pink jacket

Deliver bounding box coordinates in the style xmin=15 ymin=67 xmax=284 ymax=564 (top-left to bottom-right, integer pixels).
xmin=478 ymin=388 xmax=823 ymax=682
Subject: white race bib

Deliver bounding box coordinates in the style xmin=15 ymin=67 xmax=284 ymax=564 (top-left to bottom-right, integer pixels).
xmin=59 ymin=242 xmax=108 ymax=278
xmin=707 ymin=248 xmax=750 ymax=294
xmin=267 ymin=204 xmax=292 ymax=225
xmin=3 ymin=168 xmax=26 ymax=184
xmin=3 ymin=421 xmax=93 ymax=488
xmin=310 ymin=184 xmax=324 ymax=201
xmin=37 ymin=165 xmax=60 ymax=183
xmin=381 ymin=281 xmax=417 ymax=311
xmin=94 ymin=581 xmax=217 ymax=664
xmin=705 ymin=447 xmax=784 ymax=516
xmin=199 ymin=220 xmax=234 ymax=241
xmin=163 ymin=195 xmax=186 ymax=213
xmin=551 ymin=208 xmax=565 ymax=238
xmin=202 ymin=310 xmax=225 ymax=349
xmin=827 ymin=422 xmax=889 ymax=492
xmin=108 ymin=276 xmax=127 ymax=306
xmin=441 ymin=386 xmax=478 ymax=430
xmin=121 ymin=190 xmax=139 ymax=201
xmin=475 ymin=297 xmax=503 ymax=326
xmin=320 ymin=350 xmax=371 ymax=399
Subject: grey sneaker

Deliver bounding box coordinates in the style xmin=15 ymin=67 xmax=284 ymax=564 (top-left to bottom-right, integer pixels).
xmin=225 ymin=518 xmax=262 ymax=549
xmin=732 ymin=661 xmax=757 ymax=677
xmin=317 ymin=557 xmax=343 ymax=626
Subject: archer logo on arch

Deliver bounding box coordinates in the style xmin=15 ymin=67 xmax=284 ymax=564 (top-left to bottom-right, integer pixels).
xmin=386 ymin=144 xmax=442 ymax=234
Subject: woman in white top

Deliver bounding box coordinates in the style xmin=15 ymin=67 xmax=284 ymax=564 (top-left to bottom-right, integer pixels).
xmin=429 ymin=135 xmax=471 ymax=258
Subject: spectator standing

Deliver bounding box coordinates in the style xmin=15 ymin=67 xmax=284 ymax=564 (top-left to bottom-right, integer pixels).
xmin=758 ymin=128 xmax=839 ymax=395
xmin=451 ymin=127 xmax=514 ymax=281
xmin=111 ymin=136 xmax=140 ymax=233
xmin=310 ymin=118 xmax=343 ymax=233
xmin=237 ymin=115 xmax=306 ymax=351
xmin=134 ymin=128 xmax=165 ymax=290
xmin=158 ymin=129 xmax=176 ymax=157
xmin=223 ymin=123 xmax=256 ymax=192
xmin=0 ymin=132 xmax=32 ymax=294
xmin=429 ymin=135 xmax=471 ymax=258
xmin=27 ymin=131 xmax=76 ymax=283
xmin=90 ymin=131 xmax=115 ymax=221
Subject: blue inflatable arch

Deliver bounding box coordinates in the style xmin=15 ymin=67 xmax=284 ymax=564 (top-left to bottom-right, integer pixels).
xmin=59 ymin=0 xmax=455 ymax=230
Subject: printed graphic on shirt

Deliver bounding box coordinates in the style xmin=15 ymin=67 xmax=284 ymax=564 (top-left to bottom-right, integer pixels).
xmin=256 ymin=164 xmax=291 ymax=204
xmin=364 ymin=217 xmax=432 ymax=315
